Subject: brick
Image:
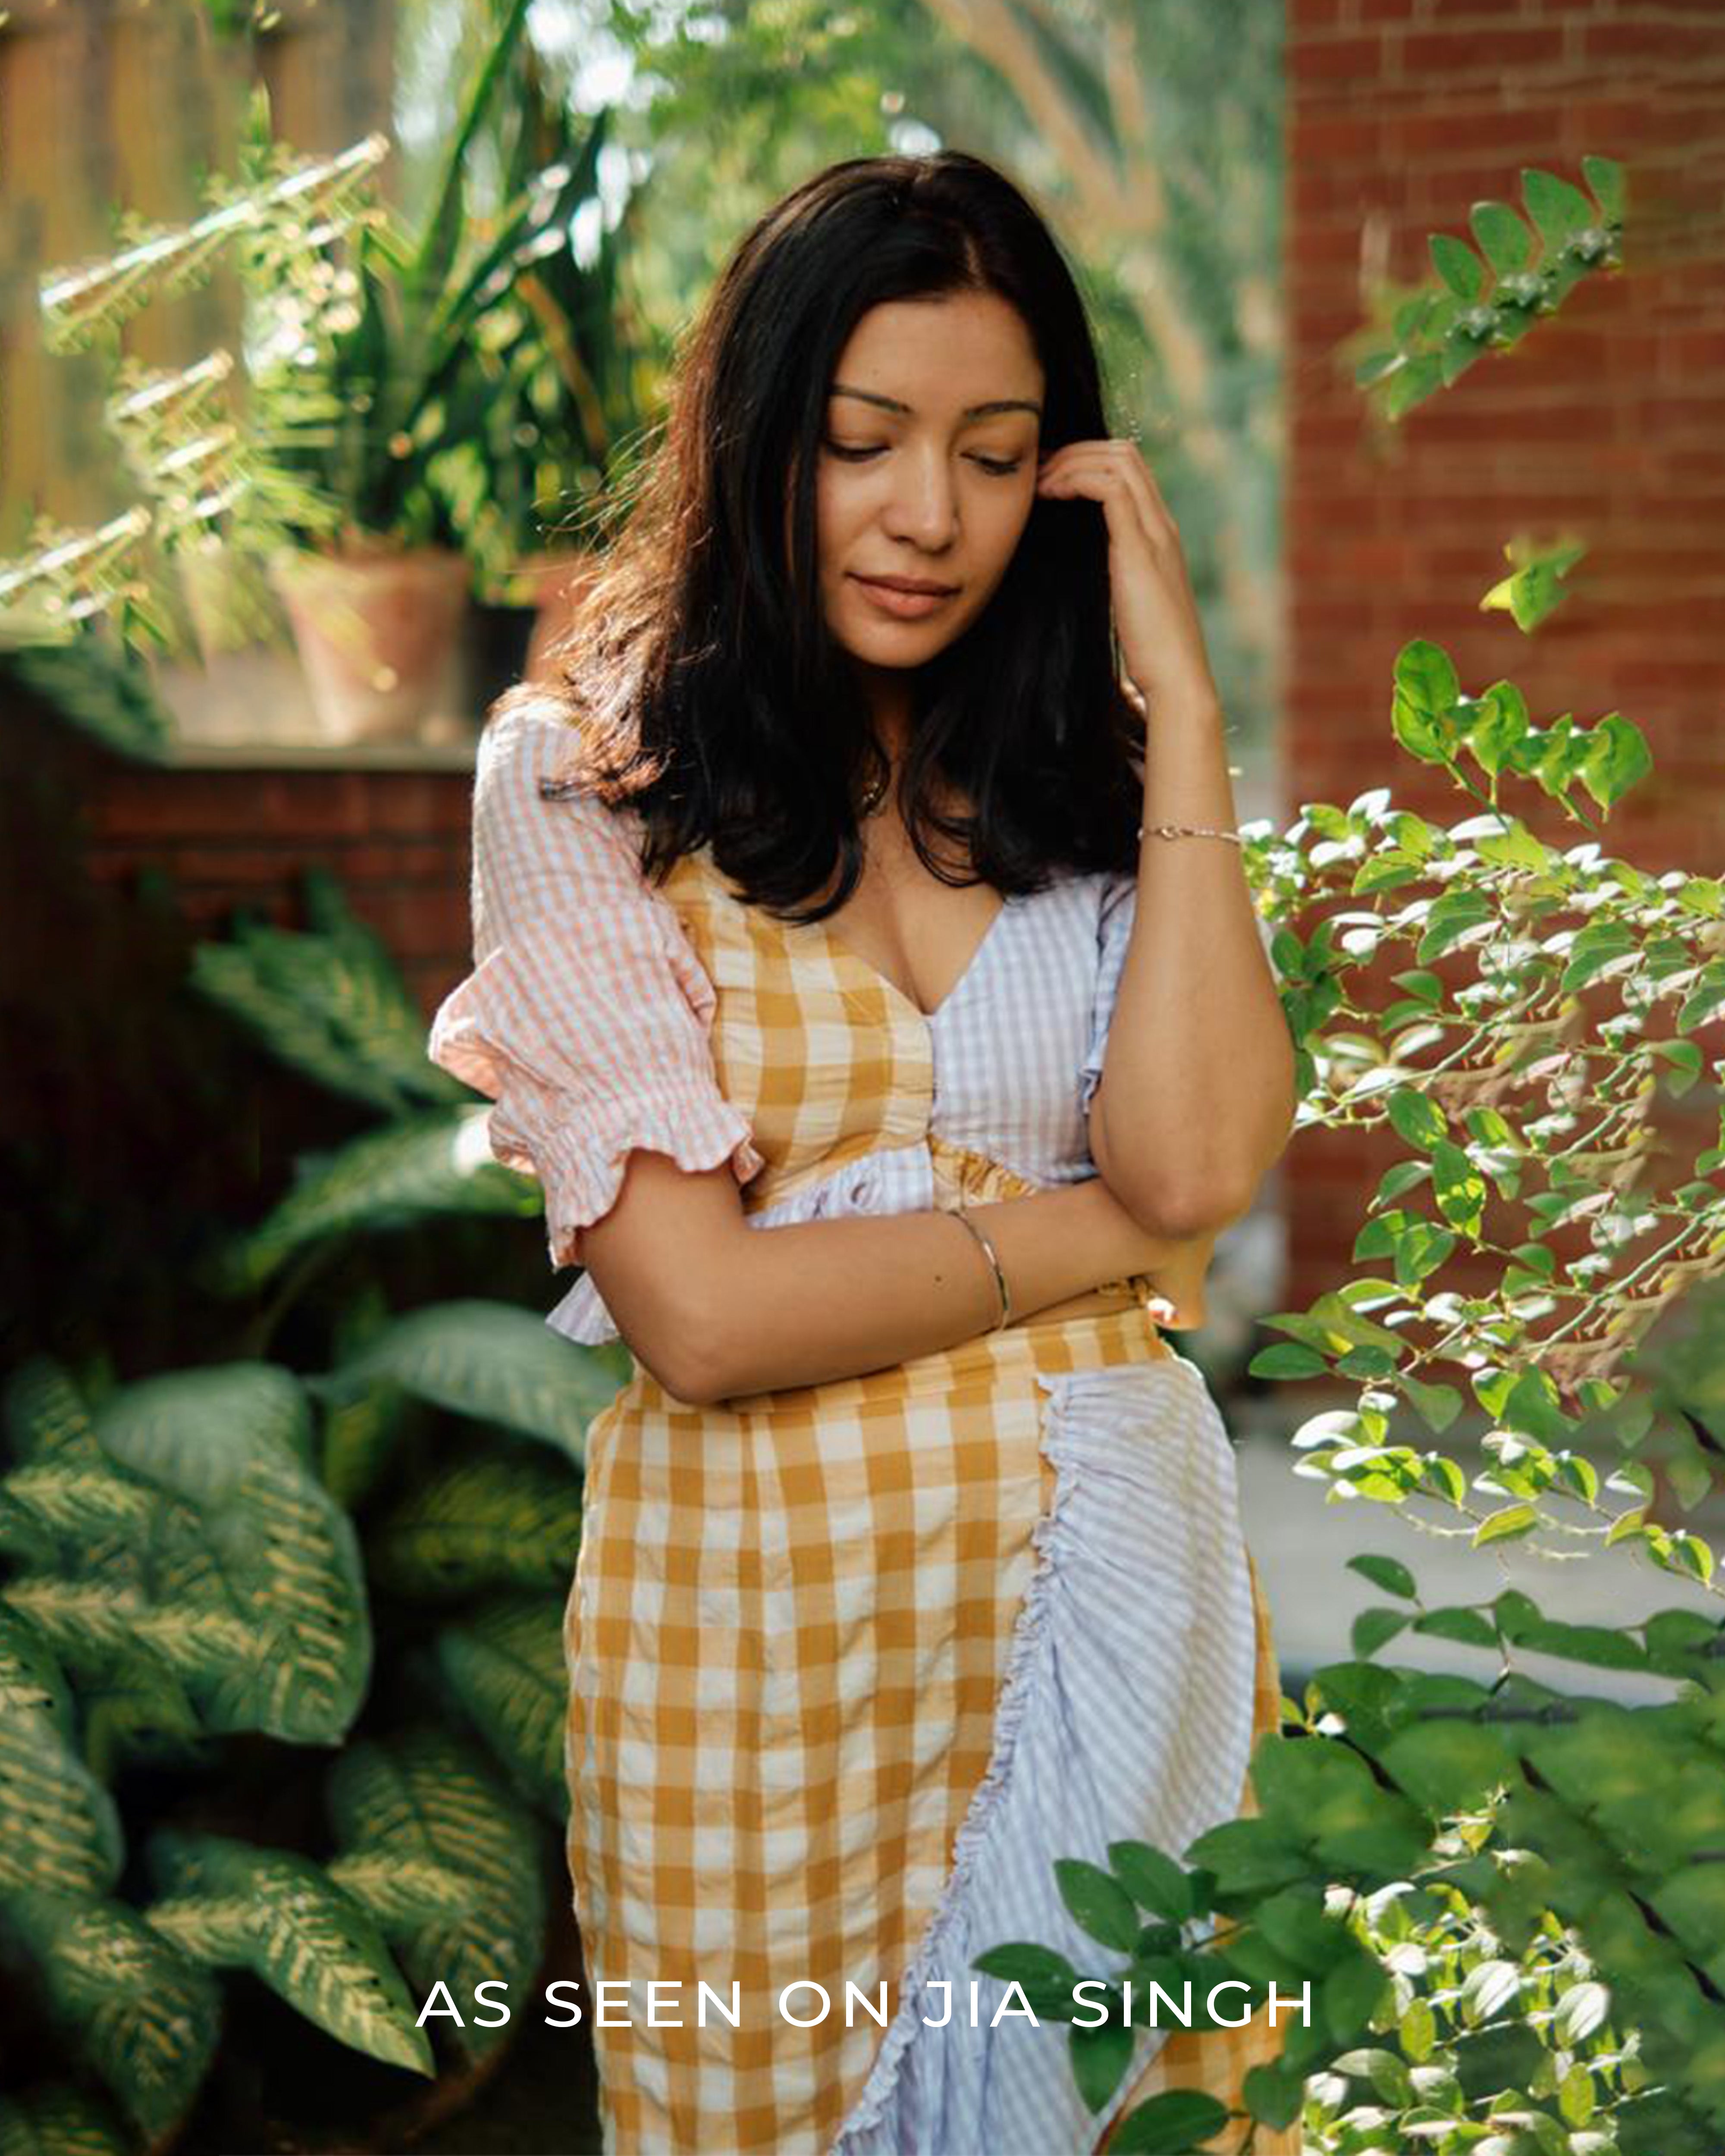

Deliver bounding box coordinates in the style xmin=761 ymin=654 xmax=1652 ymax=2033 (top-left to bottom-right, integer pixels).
xmin=1401 ymin=26 xmax=1567 ymax=75
xmin=1385 ymin=107 xmax=1573 ymax=159
xmin=1291 ymin=0 xmax=1354 ymax=27
xmin=1290 ymin=34 xmax=1389 ymax=83
xmin=163 ymin=849 xmax=307 ymax=889
xmin=1292 ymin=114 xmax=1385 ymax=161
xmin=320 ymin=839 xmax=466 ymax=883
xmin=348 ymin=889 xmax=472 ymax=963
xmin=1582 ymin=20 xmax=1725 ymax=69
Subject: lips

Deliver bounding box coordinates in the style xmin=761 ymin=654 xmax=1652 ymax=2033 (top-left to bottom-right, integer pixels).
xmin=850 ymin=576 xmax=957 ymax=620
xmin=852 ymin=574 xmax=958 ymax=595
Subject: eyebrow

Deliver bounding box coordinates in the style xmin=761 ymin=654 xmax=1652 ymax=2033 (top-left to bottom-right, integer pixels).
xmin=829 ymin=383 xmax=1043 ymax=420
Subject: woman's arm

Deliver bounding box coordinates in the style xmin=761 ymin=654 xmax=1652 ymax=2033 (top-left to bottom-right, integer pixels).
xmin=578 ymin=1152 xmax=1187 ymax=1405
xmin=1091 ymin=695 xmax=1298 ymax=1236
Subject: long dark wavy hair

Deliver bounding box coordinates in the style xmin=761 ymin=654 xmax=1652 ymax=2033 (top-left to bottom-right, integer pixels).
xmin=511 ymin=149 xmax=1148 ymax=922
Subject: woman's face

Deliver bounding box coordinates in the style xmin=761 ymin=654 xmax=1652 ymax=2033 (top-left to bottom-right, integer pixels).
xmin=810 ymin=291 xmax=1045 ymax=702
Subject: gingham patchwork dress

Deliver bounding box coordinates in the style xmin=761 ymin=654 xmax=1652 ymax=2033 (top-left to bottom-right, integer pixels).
xmin=428 ymin=705 xmax=1297 ymax=2156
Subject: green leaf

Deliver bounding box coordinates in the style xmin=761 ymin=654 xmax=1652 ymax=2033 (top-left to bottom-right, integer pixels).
xmin=1391 ymin=690 xmax=1452 ymax=765
xmin=1559 ymin=918 xmax=1638 ymax=992
xmin=1474 ymin=1503 xmax=1540 ymax=1547
xmin=93 ymin=1366 xmax=369 ymax=1745
xmin=1523 ymin=165 xmax=1596 ymax=251
xmin=322 ymin=1728 xmax=546 ymax=2068
xmin=1242 ymin=2059 xmax=1306 ymax=2130
xmin=1249 ymin=1343 xmax=1328 ymax=1381
xmin=436 ymin=1593 xmax=569 ymax=1815
xmin=1378 ymin=1721 xmax=1516 ymax=1812
xmin=1069 ymin=2014 xmax=1138 ymax=2117
xmin=1581 ymin=154 xmax=1625 ymax=223
xmin=1470 ymin=200 xmax=1534 ymax=274
xmin=1353 ymin=1606 xmax=1411 ymax=1658
xmin=1394 ymin=638 xmax=1462 ymax=718
xmin=1107 ymin=2089 xmax=1232 ymax=2153
xmin=1650 ymin=1041 xmax=1706 ymax=1103
xmin=1324 ymin=1951 xmax=1393 ymax=2048
xmin=1468 ymin=680 xmax=1530 ymax=773
xmin=1502 ymin=1366 xmax=1574 ymax=1444
xmin=1474 ymin=820 xmax=1556 ymax=874
xmin=1412 ymin=1604 xmax=1499 ymax=1650
xmin=1256 ymin=1884 xmax=1352 ymax=1970
xmin=1269 ymin=927 xmax=1306 ymax=978
xmin=1554 ymin=1978 xmax=1611 ymax=2045
xmin=145 ymin=1832 xmax=433 ymax=2075
xmin=321 ymin=1300 xmax=623 ymax=1462
xmin=1430 ymin=1138 xmax=1488 ymax=1235
xmin=1515 ymin=1619 xmax=1647 ymax=1672
xmin=1395 ymin=1220 xmax=1456 ymax=1290
xmin=1386 ymin=1087 xmax=1448 ymax=1151
xmin=1054 ymin=1858 xmax=1142 ymax=1954
xmin=1336 ymin=1345 xmax=1397 ymax=1381
xmin=1182 ymin=1818 xmax=1312 ymax=1896
xmin=1579 ymin=712 xmax=1652 ymax=808
xmin=1353 ymin=350 xmax=1403 ymax=389
xmin=1399 ymin=1374 xmax=1463 ymax=1435
xmin=1416 ymin=890 xmax=1494 ymax=964
xmin=970 ymin=1941 xmax=1083 ymax=2021
xmin=1107 ymin=1842 xmax=1194 ymax=1924
xmin=1400 ymin=1996 xmax=1437 ymax=2063
xmin=1348 ymin=1552 xmax=1418 ymax=1601
xmin=1429 ymin=232 xmax=1486 ymax=301
xmin=370 ymin=1454 xmax=581 ymax=1601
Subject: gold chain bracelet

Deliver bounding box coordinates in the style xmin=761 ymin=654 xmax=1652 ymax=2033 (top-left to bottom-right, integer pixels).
xmin=1136 ymin=821 xmax=1245 ymax=846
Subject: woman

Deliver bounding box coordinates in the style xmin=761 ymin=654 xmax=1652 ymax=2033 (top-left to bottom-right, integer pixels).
xmin=430 ymin=150 xmax=1299 ymax=2156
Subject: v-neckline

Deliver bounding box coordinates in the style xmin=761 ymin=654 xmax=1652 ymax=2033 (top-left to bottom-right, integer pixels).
xmin=810 ymin=890 xmax=1014 ymax=1024
xmin=684 ymin=843 xmax=1016 ymax=1025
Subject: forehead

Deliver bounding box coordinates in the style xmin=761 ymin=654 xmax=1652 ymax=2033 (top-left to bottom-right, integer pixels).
xmin=827 ymin=294 xmax=1043 ymax=412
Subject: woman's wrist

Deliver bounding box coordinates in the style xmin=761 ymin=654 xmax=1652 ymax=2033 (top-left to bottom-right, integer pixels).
xmin=1066 ymin=1173 xmax=1160 ymax=1279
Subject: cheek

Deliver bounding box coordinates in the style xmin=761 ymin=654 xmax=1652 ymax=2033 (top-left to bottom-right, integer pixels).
xmin=811 ymin=482 xmax=846 ymax=576
xmin=980 ymin=487 xmax=1038 ymax=575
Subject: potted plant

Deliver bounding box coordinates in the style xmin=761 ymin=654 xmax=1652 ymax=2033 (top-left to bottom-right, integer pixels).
xmin=247 ymin=0 xmax=638 ymax=740
xmin=439 ymin=35 xmax=664 ymax=700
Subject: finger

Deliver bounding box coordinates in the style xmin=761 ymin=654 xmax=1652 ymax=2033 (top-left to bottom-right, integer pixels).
xmin=1039 ymin=447 xmax=1171 ymax=544
xmin=1063 ymin=442 xmax=1176 ymax=539
xmin=1037 ymin=451 xmax=1154 ymax=514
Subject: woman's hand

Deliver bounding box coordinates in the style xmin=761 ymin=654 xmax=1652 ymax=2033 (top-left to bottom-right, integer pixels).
xmin=1035 ymin=438 xmax=1220 ymax=720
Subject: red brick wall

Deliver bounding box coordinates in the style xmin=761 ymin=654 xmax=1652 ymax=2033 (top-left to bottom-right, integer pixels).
xmin=1284 ymin=0 xmax=1725 ymax=1308
xmin=78 ymin=753 xmax=475 ymax=1019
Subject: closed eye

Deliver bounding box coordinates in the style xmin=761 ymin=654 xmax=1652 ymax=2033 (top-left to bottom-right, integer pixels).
xmin=823 ymin=442 xmax=1023 ymax=478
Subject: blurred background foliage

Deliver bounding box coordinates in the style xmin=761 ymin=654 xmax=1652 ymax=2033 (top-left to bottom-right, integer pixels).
xmin=4 ymin=0 xmax=1284 ymax=778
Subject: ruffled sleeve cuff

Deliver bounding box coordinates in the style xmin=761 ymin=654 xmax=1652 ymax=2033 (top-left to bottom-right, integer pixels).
xmin=429 ymin=990 xmax=765 ymax=1273
xmin=485 ymin=1070 xmax=766 ymax=1271
xmin=425 ymin=702 xmax=766 ymax=1275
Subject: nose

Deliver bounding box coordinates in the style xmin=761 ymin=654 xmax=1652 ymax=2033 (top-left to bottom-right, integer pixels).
xmin=881 ymin=442 xmax=959 ymax=551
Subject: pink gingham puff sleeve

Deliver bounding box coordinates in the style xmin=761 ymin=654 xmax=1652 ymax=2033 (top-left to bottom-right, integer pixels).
xmin=427 ymin=701 xmax=765 ymax=1271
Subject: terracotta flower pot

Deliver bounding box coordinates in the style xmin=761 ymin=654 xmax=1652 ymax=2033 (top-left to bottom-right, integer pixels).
xmin=271 ymin=544 xmax=473 ymax=745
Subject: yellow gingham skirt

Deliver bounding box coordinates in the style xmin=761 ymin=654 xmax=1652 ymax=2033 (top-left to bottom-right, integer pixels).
xmin=562 ymin=1299 xmax=1299 ymax=2156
